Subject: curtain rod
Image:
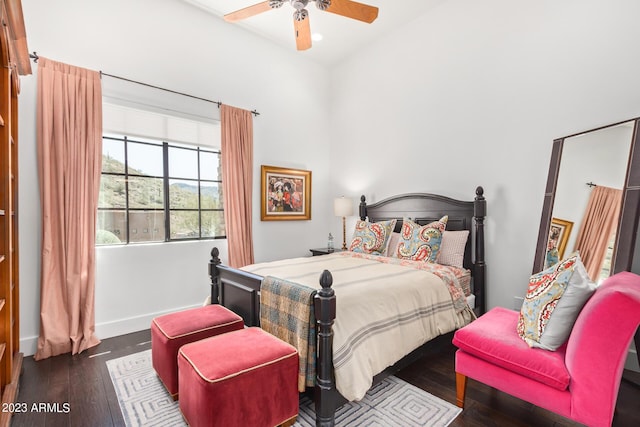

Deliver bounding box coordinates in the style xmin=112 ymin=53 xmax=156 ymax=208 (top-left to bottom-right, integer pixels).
xmin=29 ymin=52 xmax=260 ymax=117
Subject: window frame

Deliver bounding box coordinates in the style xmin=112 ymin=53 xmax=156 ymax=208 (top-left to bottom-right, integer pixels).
xmin=98 ymin=134 xmax=226 ymax=245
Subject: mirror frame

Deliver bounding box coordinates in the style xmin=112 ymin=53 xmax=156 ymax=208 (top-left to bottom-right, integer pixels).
xmin=533 ymin=117 xmax=640 ymax=275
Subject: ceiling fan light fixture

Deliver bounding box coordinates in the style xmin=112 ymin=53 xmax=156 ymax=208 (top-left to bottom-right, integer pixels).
xmin=269 ymin=0 xmax=285 ymax=8
xmin=315 ymin=0 xmax=331 ymax=11
xmin=293 ymin=8 xmax=309 ymax=21
xmin=290 ymin=0 xmax=309 ymax=10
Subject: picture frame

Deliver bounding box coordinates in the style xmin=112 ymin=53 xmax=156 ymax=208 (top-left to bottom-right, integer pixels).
xmin=545 ymin=217 xmax=574 ymax=267
xmin=261 ymin=165 xmax=311 ymax=221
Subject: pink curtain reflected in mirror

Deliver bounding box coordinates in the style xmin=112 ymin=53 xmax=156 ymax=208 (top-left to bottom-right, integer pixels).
xmin=573 ymin=186 xmax=622 ymax=281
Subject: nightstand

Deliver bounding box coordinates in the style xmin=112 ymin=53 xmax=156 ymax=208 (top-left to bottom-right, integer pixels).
xmin=309 ymin=248 xmax=344 ymax=256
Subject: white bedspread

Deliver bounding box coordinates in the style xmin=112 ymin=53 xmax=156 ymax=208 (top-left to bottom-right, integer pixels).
xmin=242 ymin=252 xmax=474 ymax=401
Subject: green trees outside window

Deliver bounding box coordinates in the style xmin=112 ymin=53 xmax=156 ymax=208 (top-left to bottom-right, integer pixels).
xmin=97 ymin=134 xmax=225 ymax=245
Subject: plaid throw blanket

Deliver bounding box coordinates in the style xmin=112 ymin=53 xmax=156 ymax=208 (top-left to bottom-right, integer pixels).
xmin=260 ymin=276 xmax=316 ymax=392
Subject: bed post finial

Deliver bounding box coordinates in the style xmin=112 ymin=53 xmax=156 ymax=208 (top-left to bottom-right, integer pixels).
xmin=359 ymin=195 xmax=367 ymax=220
xmin=210 ymin=246 xmax=220 ymax=260
xmin=473 ymin=187 xmax=486 ymax=314
xmin=209 ymin=247 xmax=221 ymax=304
xmin=315 ymin=270 xmax=337 ymax=427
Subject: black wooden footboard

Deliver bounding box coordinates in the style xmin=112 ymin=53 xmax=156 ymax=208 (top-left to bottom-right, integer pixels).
xmin=209 ymin=248 xmax=339 ymax=427
xmin=209 ymin=251 xmax=262 ymax=326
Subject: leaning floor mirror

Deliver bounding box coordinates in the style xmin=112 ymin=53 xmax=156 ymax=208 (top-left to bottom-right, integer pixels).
xmin=533 ymin=116 xmax=640 ymax=375
xmin=533 ymin=117 xmax=640 ymax=279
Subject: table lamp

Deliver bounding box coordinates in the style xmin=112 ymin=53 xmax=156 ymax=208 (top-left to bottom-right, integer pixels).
xmin=334 ymin=196 xmax=353 ymax=250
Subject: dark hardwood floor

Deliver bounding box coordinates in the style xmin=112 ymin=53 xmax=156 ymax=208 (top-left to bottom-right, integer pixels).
xmin=11 ymin=330 xmax=152 ymax=427
xmin=9 ymin=330 xmax=640 ymax=426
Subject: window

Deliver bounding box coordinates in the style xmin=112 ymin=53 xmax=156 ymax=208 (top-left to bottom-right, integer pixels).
xmin=597 ymin=231 xmax=616 ymax=284
xmin=97 ymin=134 xmax=225 ymax=244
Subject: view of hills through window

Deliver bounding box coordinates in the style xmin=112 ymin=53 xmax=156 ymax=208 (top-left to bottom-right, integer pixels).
xmin=97 ymin=136 xmax=224 ymax=244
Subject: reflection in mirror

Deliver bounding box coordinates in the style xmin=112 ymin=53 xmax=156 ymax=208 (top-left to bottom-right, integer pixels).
xmin=545 ymin=121 xmax=633 ymax=282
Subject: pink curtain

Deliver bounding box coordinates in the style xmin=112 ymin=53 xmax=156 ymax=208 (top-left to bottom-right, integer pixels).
xmin=573 ymin=186 xmax=622 ymax=281
xmin=221 ymin=105 xmax=254 ymax=268
xmin=35 ymin=58 xmax=102 ymax=360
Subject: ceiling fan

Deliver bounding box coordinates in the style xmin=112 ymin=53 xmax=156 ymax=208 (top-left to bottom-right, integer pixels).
xmin=224 ymin=0 xmax=379 ymax=51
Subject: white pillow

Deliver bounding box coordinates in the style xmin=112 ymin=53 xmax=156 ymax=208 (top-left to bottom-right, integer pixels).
xmin=535 ymin=258 xmax=597 ymax=350
xmin=517 ymin=253 xmax=597 ymax=351
xmin=437 ymin=230 xmax=469 ymax=268
xmin=383 ymin=232 xmax=401 ymax=257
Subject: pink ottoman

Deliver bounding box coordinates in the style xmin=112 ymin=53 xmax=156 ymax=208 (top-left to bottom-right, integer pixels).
xmin=178 ymin=327 xmax=299 ymax=427
xmin=151 ymin=304 xmax=244 ymax=399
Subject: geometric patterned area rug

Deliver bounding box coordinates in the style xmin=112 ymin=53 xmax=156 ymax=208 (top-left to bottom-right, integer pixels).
xmin=107 ymin=349 xmax=461 ymax=427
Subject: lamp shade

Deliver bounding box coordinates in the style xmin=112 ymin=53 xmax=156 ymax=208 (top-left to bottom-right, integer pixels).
xmin=334 ymin=197 xmax=353 ymax=217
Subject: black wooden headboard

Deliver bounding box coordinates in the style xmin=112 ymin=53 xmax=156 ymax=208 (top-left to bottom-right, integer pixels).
xmin=358 ymin=187 xmax=486 ymax=314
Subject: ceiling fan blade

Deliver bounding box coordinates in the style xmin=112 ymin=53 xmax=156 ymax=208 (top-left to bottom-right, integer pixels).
xmin=294 ymin=16 xmax=312 ymax=51
xmin=325 ymin=0 xmax=379 ymax=23
xmin=224 ymin=1 xmax=272 ymax=23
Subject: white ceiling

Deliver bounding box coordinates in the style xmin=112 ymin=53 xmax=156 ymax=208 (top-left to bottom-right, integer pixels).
xmin=181 ymin=0 xmax=444 ymax=66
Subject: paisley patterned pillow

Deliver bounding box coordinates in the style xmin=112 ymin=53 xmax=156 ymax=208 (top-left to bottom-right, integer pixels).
xmin=349 ymin=219 xmax=397 ymax=255
xmin=517 ymin=252 xmax=596 ymax=350
xmin=393 ymin=216 xmax=448 ymax=262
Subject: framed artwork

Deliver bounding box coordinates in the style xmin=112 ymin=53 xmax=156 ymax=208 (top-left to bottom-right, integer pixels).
xmin=261 ymin=165 xmax=311 ymax=221
xmin=545 ymin=217 xmax=574 ymax=267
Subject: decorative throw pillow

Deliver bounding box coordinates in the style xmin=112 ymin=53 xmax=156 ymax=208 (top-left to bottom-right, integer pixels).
xmin=437 ymin=230 xmax=469 ymax=268
xmin=349 ymin=219 xmax=397 ymax=256
xmin=393 ymin=216 xmax=448 ymax=262
xmin=517 ymin=252 xmax=597 ymax=351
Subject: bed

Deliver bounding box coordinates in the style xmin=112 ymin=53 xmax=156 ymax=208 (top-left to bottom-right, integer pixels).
xmin=208 ymin=187 xmax=486 ymax=426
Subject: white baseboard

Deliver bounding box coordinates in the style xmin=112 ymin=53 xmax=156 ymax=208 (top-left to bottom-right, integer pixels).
xmin=20 ymin=303 xmax=201 ymax=357
xmin=20 ymin=336 xmax=39 ymax=358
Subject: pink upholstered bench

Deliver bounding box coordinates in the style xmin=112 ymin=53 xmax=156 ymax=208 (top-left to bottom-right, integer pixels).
xmin=178 ymin=327 xmax=299 ymax=427
xmin=151 ymin=304 xmax=244 ymax=399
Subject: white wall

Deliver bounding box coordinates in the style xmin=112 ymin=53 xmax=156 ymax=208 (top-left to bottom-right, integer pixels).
xmin=329 ymin=0 xmax=640 ymax=311
xmin=18 ymin=0 xmax=332 ymax=355
xmin=329 ymin=0 xmax=640 ymax=371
